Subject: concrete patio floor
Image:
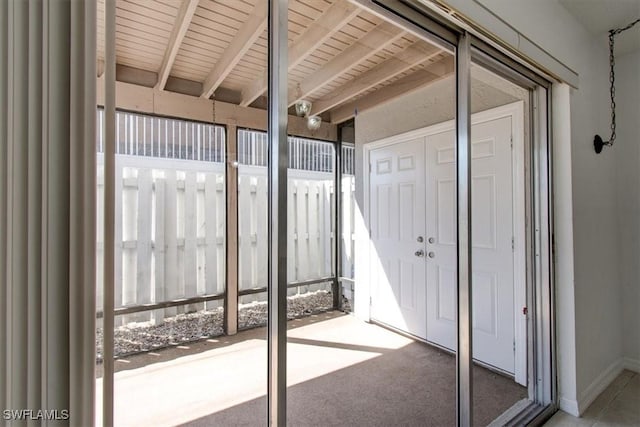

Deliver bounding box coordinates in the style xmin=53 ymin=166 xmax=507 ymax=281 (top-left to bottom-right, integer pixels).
xmin=96 ymin=311 xmax=525 ymax=426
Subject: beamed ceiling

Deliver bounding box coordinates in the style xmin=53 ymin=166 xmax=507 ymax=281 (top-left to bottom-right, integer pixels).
xmin=97 ymin=0 xmax=454 ymax=124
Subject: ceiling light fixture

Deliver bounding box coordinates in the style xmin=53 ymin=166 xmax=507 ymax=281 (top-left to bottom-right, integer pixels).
xmin=295 ymin=99 xmax=312 ymax=118
xmin=294 ymin=99 xmax=321 ymax=131
xmin=307 ymin=115 xmax=322 ymax=131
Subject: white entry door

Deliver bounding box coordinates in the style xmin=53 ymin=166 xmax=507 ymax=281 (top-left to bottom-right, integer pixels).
xmin=369 ymin=114 xmax=518 ymax=377
xmin=369 ymin=138 xmax=427 ymax=339
xmin=424 ymin=116 xmax=515 ymax=374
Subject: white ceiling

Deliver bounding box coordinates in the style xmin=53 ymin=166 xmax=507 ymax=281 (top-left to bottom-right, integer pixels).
xmin=559 ymin=0 xmax=640 ymax=55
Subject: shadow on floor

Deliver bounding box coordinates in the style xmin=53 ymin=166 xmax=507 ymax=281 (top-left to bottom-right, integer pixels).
xmin=182 ymin=332 xmax=526 ymax=427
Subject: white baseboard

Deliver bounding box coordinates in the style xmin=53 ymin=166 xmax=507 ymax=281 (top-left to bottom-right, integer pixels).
xmin=577 ymin=358 xmax=624 ymax=415
xmin=559 ymin=357 xmax=638 ymax=417
xmin=623 ymin=357 xmax=640 ymax=373
xmin=559 ymin=397 xmax=580 ymax=417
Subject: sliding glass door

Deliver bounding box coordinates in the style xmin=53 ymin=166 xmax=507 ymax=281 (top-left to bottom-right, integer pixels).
xmin=96 ymin=1 xmax=554 ymax=426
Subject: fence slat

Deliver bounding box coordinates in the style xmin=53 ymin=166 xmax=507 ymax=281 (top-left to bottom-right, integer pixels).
xmin=196 ymin=174 xmax=206 ymax=294
xmin=216 ymin=175 xmax=225 ymax=294
xmin=256 ymin=175 xmax=268 ymax=289
xmin=341 ymin=177 xmax=351 ymax=279
xmin=308 ymin=181 xmax=320 ymax=279
xmin=323 ymin=182 xmax=333 ymax=278
xmin=114 ymin=162 xmax=124 ymax=313
xmin=184 ymin=172 xmax=199 ymax=310
xmin=164 ymin=170 xmax=179 ymax=317
xmin=287 ymin=177 xmax=296 ymax=283
xmin=205 ymin=172 xmax=218 ymax=297
xmin=136 ymin=169 xmax=153 ymax=318
xmin=154 ymin=177 xmax=166 ymax=323
xmin=122 ymin=168 xmax=138 ymax=308
xmin=341 ymin=176 xmax=355 ymax=279
xmin=176 ymin=177 xmax=186 ymax=309
xmin=296 ymin=180 xmax=309 ymax=282
xmin=238 ymin=172 xmax=252 ymax=290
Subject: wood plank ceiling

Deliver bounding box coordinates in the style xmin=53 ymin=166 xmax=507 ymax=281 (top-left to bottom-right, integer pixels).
xmin=97 ymin=0 xmax=454 ymax=124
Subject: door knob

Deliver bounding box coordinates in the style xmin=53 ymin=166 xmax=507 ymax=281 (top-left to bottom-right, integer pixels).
xmin=417 ymin=236 xmax=424 ymax=243
xmin=415 ymin=249 xmax=425 ymax=257
xmin=428 ymin=251 xmax=435 ymax=258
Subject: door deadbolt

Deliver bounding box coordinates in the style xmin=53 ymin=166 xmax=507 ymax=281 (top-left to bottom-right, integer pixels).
xmin=428 ymin=237 xmax=435 ymax=244
xmin=417 ymin=236 xmax=424 ymax=243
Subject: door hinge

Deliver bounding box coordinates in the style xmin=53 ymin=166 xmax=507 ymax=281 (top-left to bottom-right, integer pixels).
xmin=510 ymin=135 xmax=513 ymax=148
xmin=513 ymin=339 xmax=516 ymax=352
xmin=369 ymin=162 xmax=372 ymax=173
xmin=512 ymin=237 xmax=515 ymax=251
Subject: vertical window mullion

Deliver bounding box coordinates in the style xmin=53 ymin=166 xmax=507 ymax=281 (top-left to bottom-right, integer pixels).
xmin=266 ymin=0 xmax=288 ymax=424
xmin=456 ymin=31 xmax=473 ymax=427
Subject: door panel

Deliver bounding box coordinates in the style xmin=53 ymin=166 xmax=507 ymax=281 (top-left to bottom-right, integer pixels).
xmin=426 ymin=131 xmax=458 ymax=349
xmin=425 ymin=116 xmax=514 ymax=374
xmin=471 ymin=116 xmax=514 ymax=373
xmin=369 ymin=138 xmax=426 ymax=339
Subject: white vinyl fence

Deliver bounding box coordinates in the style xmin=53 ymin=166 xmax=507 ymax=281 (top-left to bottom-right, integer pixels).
xmin=96 ymin=155 xmax=226 ymax=323
xmin=236 ymin=129 xmax=356 ymax=294
xmin=96 ymin=111 xmax=355 ymax=324
xmin=237 ymin=167 xmax=334 ymax=293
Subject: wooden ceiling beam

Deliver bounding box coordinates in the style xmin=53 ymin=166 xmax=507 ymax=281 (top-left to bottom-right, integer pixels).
xmin=155 ymin=0 xmax=199 ymax=91
xmin=239 ymin=0 xmax=361 ymax=107
xmin=200 ymin=4 xmax=267 ymax=99
xmin=329 ymin=55 xmax=454 ymax=123
xmin=96 ymin=76 xmax=338 ymax=140
xmin=311 ymin=43 xmax=442 ymax=116
xmin=288 ymin=21 xmax=404 ymax=106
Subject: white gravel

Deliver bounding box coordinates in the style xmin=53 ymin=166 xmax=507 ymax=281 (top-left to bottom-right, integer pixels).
xmin=96 ymin=290 xmax=338 ymax=362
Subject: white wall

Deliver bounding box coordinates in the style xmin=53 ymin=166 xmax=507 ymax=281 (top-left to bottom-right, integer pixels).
xmin=358 ymin=76 xmax=524 ymax=140
xmin=568 ymin=32 xmax=623 ymax=415
xmin=614 ymin=50 xmax=640 ymax=369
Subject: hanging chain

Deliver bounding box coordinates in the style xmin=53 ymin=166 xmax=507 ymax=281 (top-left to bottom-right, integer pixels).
xmin=607 ymin=30 xmax=617 ymax=145
xmin=605 ymin=18 xmax=640 ymax=146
